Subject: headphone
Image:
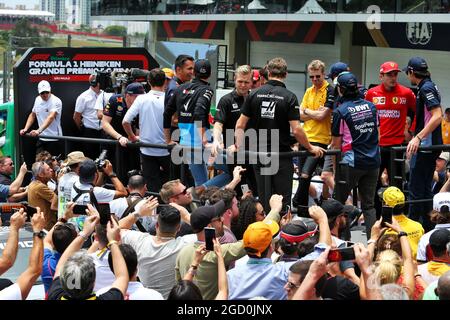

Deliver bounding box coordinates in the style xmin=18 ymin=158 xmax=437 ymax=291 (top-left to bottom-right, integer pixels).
xmin=90 ymin=73 xmax=98 ymax=87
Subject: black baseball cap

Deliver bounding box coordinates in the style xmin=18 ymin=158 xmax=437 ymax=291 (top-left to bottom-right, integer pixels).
xmin=403 ymin=57 xmax=428 ymax=74
xmin=321 ymin=199 xmax=345 ymax=218
xmin=336 ymin=72 xmax=358 ymax=91
xmin=194 ymin=59 xmax=211 ymax=78
xmin=280 ymin=220 xmax=317 ymax=244
xmin=125 ymin=82 xmax=145 ymax=95
xmin=190 ymin=200 xmax=225 ymax=233
xmin=79 ymin=159 xmax=97 ymax=184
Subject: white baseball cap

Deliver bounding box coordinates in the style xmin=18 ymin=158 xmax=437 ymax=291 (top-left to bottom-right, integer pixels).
xmin=37 ymin=80 xmax=51 ymax=94
xmin=433 ymin=192 xmax=450 ymax=212
xmin=438 ymin=152 xmax=450 ymax=162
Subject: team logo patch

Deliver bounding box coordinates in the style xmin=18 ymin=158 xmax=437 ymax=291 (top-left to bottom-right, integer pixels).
xmin=117 ymin=106 xmax=123 ymax=112
xmin=261 ymin=101 xmax=277 ymax=119
xmin=373 ymin=97 xmax=386 ymax=105
xmin=392 ymin=97 xmax=398 ymax=104
xmin=117 ymin=97 xmax=123 ymax=103
xmin=232 ymin=103 xmax=239 ymax=109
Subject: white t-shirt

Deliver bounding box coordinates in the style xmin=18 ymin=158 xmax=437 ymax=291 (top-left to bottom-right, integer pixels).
xmin=95 ymin=91 xmax=114 ymax=111
xmin=110 ymin=196 xmax=155 ymax=232
xmin=417 ymin=223 xmax=450 ymax=261
xmin=70 ymin=181 xmax=116 ymax=205
xmin=96 ymin=281 xmax=164 ymax=300
xmin=121 ymin=230 xmax=196 ymax=299
xmin=0 ymin=283 xmax=22 ymax=300
xmin=75 ymin=87 xmax=101 ymax=130
xmin=58 ymin=172 xmax=79 ymax=218
xmin=32 ymin=94 xmax=62 ymax=141
xmin=123 ymin=90 xmax=169 ymax=157
xmin=90 ymin=249 xmax=116 ymax=293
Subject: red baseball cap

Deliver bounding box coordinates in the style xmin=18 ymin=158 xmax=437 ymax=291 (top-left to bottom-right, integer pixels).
xmin=380 ymin=61 xmax=401 ymax=74
xmin=252 ymin=69 xmax=260 ymax=82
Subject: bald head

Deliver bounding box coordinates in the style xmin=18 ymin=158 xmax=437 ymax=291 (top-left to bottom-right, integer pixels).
xmin=128 ymin=175 xmax=146 ymax=190
xmin=437 ymin=271 xmax=450 ymax=300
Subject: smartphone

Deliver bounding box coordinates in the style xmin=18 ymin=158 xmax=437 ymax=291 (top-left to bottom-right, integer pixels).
xmin=204 ymin=227 xmax=215 ymax=251
xmin=97 ymin=203 xmax=111 ymax=226
xmin=382 ymin=206 xmax=393 ymax=226
xmin=328 ymin=247 xmax=356 ymax=262
xmin=285 ymin=205 xmax=291 ymax=214
xmin=345 ymin=241 xmax=355 ymax=248
xmin=241 ymin=184 xmax=250 ymax=194
xmin=73 ymin=204 xmax=88 ymax=215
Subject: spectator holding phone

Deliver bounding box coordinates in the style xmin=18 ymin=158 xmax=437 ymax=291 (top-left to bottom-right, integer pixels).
xmin=47 ymin=214 xmax=129 ymax=300
xmin=0 ymin=210 xmax=46 ymax=300
xmin=175 ymin=200 xmax=249 ymax=300
xmin=379 ymin=186 xmax=424 ymax=259
xmin=0 ymin=161 xmax=28 ymax=203
xmin=170 ymin=239 xmax=227 ymax=300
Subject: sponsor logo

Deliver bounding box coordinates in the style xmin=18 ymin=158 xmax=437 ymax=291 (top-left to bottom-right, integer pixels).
xmin=400 ymin=97 xmax=407 ymax=104
xmin=426 ymin=92 xmax=435 ymax=101
xmin=183 ymin=98 xmax=192 ymax=111
xmin=372 ymin=97 xmax=386 ymax=105
xmin=232 ymin=103 xmax=239 ymax=109
xmin=406 ymin=22 xmax=432 ymax=45
xmin=261 ymin=101 xmax=277 ymax=119
xmin=392 ymin=97 xmax=398 ymax=104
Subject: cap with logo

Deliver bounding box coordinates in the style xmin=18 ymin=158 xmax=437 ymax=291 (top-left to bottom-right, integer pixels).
xmin=321 ymin=199 xmax=346 ymax=218
xmin=379 ymin=186 xmax=405 ymax=208
xmin=125 ymin=82 xmax=145 ymax=95
xmin=194 ymin=59 xmax=211 ymax=78
xmin=327 ymin=62 xmax=349 ymax=79
xmin=433 ymin=192 xmax=450 ymax=212
xmin=380 ymin=61 xmax=401 ymax=74
xmin=243 ymin=220 xmax=279 ymax=257
xmin=403 ymin=57 xmax=428 ymax=74
xmin=63 ymin=151 xmax=86 ymax=166
xmin=280 ymin=220 xmax=318 ymax=244
xmin=38 ymin=80 xmax=51 ymax=94
xmin=336 ymin=72 xmax=358 ymax=91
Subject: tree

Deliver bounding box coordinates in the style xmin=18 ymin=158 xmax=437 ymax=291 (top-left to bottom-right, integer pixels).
xmin=10 ymin=18 xmax=53 ymax=54
xmin=103 ymin=25 xmax=127 ymax=37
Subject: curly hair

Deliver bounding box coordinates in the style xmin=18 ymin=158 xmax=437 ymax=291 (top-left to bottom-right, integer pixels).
xmin=231 ymin=196 xmax=259 ymax=240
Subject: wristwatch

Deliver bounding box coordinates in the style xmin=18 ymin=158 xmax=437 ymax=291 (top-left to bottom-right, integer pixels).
xmin=108 ymin=172 xmax=118 ymax=178
xmin=33 ymin=231 xmax=45 ymax=239
xmin=398 ymin=231 xmax=408 ymax=238
xmin=132 ymin=211 xmax=141 ymax=220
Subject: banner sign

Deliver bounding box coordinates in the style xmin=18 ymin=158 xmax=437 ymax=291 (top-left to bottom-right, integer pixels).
xmin=13 ymin=47 xmax=158 ymax=166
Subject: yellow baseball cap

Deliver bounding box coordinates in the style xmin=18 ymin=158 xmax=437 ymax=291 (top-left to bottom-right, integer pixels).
xmin=162 ymin=67 xmax=174 ymax=80
xmin=382 ymin=186 xmax=405 ymax=208
xmin=243 ymin=220 xmax=279 ymax=257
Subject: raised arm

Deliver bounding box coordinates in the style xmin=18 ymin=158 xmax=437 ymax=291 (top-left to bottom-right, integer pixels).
xmin=0 ymin=209 xmax=27 ymax=274
xmin=15 ymin=210 xmax=46 ymax=300
xmin=8 ymin=163 xmax=28 ymax=195
xmin=107 ymin=216 xmax=129 ymax=296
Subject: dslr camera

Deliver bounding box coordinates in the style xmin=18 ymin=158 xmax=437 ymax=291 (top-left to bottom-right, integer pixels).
xmin=94 ymin=149 xmax=108 ymax=171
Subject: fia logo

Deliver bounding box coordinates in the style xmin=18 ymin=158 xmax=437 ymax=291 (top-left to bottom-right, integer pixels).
xmin=406 ymin=23 xmax=432 ymax=45
xmin=261 ymin=101 xmax=277 ymax=119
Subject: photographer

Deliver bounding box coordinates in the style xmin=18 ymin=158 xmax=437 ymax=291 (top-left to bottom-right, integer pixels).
xmin=70 ymin=159 xmax=127 ymax=207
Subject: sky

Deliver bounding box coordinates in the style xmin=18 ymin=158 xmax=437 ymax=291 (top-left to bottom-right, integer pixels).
xmin=2 ymin=0 xmax=40 ymax=9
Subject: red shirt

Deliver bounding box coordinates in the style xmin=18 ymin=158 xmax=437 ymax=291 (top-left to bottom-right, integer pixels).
xmin=365 ymin=84 xmax=416 ymax=146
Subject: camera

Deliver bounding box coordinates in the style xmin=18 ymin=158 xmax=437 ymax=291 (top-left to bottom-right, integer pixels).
xmin=94 ymin=149 xmax=108 ymax=170
xmin=96 ymin=69 xmax=150 ymax=95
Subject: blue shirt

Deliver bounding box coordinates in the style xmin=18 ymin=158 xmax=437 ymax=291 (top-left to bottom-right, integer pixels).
xmin=227 ymin=243 xmax=327 ymax=300
xmin=332 ymin=98 xmax=380 ymax=169
xmin=0 ymin=184 xmax=9 ymax=202
xmin=42 ymin=248 xmax=61 ymax=293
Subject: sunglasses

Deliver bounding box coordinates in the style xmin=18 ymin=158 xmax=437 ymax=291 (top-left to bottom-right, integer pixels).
xmin=172 ymin=186 xmax=188 ymax=198
xmin=286 ymin=281 xmax=300 ymax=289
xmin=309 ymin=75 xmax=322 ymax=79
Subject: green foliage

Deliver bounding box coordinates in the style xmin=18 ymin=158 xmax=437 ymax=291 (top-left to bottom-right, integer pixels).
xmin=103 ymin=25 xmax=127 ymax=37
xmin=10 ymin=18 xmax=53 ymax=54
